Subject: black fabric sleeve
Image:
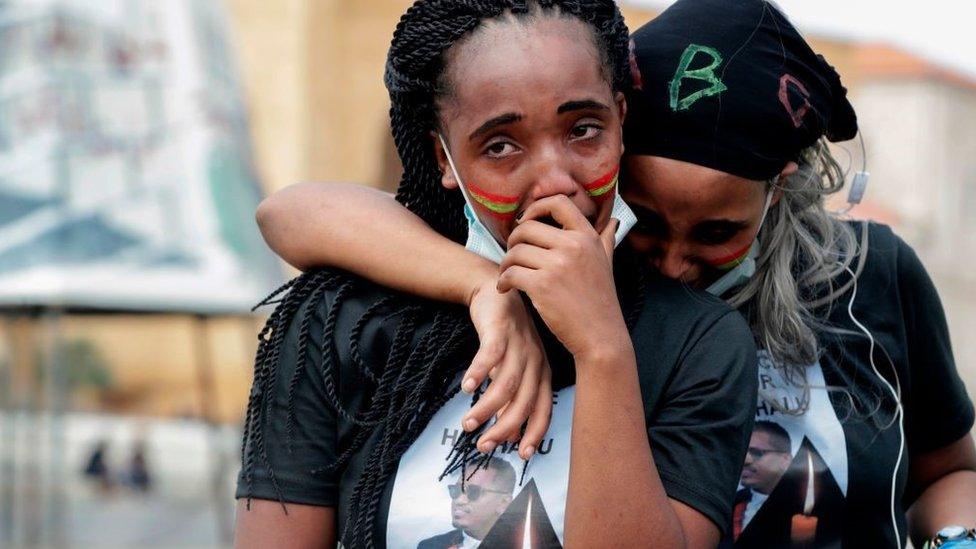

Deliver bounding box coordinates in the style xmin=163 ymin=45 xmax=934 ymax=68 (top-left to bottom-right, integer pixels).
xmin=235 ymin=290 xmax=341 ymax=507
xmin=896 ymin=236 xmax=975 ymax=456
xmin=648 ymin=311 xmax=758 ymax=537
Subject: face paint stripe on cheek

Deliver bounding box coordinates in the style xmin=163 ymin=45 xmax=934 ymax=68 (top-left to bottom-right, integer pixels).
xmin=583 ymin=165 xmax=620 ymax=199
xmin=708 ymin=241 xmax=754 ymax=271
xmin=467 ymin=181 xmax=520 ymax=220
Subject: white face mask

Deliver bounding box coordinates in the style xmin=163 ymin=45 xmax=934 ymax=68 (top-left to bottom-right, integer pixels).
xmin=438 ymin=134 xmax=636 ymax=265
xmin=705 ymin=181 xmax=776 ymax=296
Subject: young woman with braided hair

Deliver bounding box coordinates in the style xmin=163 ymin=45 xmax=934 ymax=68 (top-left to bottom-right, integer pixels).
xmin=235 ymin=1 xmax=757 ymax=548
xmin=257 ymin=0 xmax=976 ymax=547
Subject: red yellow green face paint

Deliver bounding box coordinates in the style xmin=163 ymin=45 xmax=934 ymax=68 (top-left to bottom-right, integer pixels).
xmin=583 ymin=166 xmax=619 ymax=201
xmin=467 ymin=182 xmax=520 ymax=220
xmin=464 ymin=165 xmax=619 ymax=220
xmin=708 ymin=241 xmax=753 ymax=271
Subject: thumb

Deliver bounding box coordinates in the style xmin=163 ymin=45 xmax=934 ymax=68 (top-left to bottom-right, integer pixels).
xmin=599 ymin=218 xmax=619 ymax=260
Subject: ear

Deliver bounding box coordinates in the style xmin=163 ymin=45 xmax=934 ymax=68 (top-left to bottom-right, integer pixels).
xmin=431 ymin=131 xmax=459 ymax=190
xmin=614 ymin=91 xmax=628 ymax=155
xmin=770 ymin=161 xmax=799 ymax=205
xmin=614 ymin=91 xmax=627 ymax=124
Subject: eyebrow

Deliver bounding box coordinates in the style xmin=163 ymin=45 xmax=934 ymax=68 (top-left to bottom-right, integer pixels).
xmin=469 ymin=113 xmax=523 ymax=142
xmin=557 ymin=99 xmax=610 ymax=114
xmin=628 ymin=204 xmax=663 ymax=222
xmin=693 ymin=219 xmax=750 ymax=230
xmin=630 ymin=204 xmax=750 ymax=232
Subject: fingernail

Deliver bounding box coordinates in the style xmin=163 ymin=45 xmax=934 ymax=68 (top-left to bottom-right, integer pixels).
xmin=515 ymin=210 xmax=524 ymax=222
xmin=522 ymin=445 xmax=536 ymax=459
xmin=480 ymin=441 xmax=497 ymax=454
xmin=463 ymin=418 xmax=478 ymax=431
xmin=462 ymin=378 xmax=477 ymax=393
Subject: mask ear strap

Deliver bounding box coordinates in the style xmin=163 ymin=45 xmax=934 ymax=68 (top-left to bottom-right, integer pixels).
xmin=438 ymin=133 xmax=469 ymax=198
xmin=705 ymin=177 xmax=777 ymax=297
xmin=438 ymin=134 xmax=508 ymax=261
xmin=438 ymin=133 xmax=482 ymax=222
xmin=756 ymin=175 xmax=777 ymax=229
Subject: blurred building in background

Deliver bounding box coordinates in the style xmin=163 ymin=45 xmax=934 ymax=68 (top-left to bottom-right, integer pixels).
xmin=0 ymin=0 xmax=281 ymax=546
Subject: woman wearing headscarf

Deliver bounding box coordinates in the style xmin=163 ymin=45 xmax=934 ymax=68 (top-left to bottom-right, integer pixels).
xmin=256 ymin=0 xmax=976 ymax=547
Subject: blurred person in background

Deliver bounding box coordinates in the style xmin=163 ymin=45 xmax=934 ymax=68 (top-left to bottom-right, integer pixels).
xmin=82 ymin=439 xmax=113 ymax=493
xmin=121 ymin=440 xmax=151 ymax=492
xmin=256 ymin=0 xmax=976 ymax=547
xmin=235 ymin=0 xmax=757 ymax=547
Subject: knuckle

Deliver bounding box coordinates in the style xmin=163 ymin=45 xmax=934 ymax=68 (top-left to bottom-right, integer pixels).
xmin=484 ymin=340 xmax=505 ymax=358
xmin=553 ymin=255 xmax=569 ymax=271
xmin=567 ymin=237 xmax=585 ymax=256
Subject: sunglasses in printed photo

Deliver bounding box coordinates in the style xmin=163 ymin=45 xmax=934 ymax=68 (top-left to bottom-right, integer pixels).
xmin=448 ymin=483 xmax=509 ymax=501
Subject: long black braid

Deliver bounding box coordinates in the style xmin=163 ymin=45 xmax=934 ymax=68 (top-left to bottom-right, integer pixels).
xmin=241 ymin=1 xmax=637 ymax=546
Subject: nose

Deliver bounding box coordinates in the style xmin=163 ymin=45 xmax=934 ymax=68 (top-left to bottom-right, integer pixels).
xmin=654 ymin=242 xmax=691 ymax=280
xmin=525 ymin=142 xmax=582 ymax=200
xmin=528 ymin=165 xmax=579 ymax=202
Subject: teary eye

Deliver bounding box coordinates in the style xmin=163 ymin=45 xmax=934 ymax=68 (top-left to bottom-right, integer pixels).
xmin=632 ymin=210 xmax=668 ymax=236
xmin=569 ymin=123 xmax=602 ymax=141
xmin=484 ymin=140 xmax=518 ymax=158
xmin=692 ymin=222 xmax=744 ymax=245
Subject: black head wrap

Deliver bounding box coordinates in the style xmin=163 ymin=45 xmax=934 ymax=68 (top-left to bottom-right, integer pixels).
xmin=624 ymin=0 xmax=858 ymax=180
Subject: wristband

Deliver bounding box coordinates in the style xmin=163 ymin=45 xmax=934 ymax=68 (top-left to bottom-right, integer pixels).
xmin=923 ymin=526 xmax=976 ymax=549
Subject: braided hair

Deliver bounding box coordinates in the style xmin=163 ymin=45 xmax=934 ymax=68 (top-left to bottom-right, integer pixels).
xmin=241 ymin=1 xmax=637 ymax=546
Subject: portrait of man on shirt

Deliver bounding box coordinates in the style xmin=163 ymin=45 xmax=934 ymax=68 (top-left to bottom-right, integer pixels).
xmin=418 ymin=457 xmax=516 ymax=548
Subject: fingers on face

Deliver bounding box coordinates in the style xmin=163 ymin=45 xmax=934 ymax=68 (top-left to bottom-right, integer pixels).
xmin=506 ymin=220 xmax=565 ymax=251
xmin=599 ymin=217 xmax=619 ymax=260
xmin=517 ymin=195 xmax=589 ymax=232
xmin=499 ymin=242 xmax=551 ymax=274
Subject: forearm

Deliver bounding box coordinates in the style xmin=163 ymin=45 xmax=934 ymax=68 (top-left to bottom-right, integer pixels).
xmin=908 ymin=470 xmax=976 ymax=545
xmin=256 ymin=182 xmax=492 ymax=304
xmin=234 ymin=499 xmax=335 ymax=549
xmin=564 ymin=338 xmax=685 ymax=548
xmin=906 ymin=433 xmax=976 ymax=546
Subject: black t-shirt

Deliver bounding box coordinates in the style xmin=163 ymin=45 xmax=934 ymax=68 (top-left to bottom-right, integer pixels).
xmin=726 ymin=222 xmax=975 ymax=548
xmin=236 ymin=271 xmax=758 ymax=547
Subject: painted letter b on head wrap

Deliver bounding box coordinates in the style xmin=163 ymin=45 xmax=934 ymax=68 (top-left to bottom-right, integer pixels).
xmin=668 ymin=44 xmax=728 ymax=111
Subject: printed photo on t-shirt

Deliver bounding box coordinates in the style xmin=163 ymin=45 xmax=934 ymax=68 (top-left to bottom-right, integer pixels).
xmin=731 ymin=351 xmax=848 ymax=548
xmin=387 ymin=385 xmax=576 ymax=548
